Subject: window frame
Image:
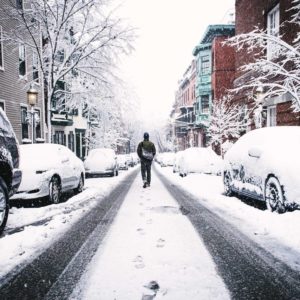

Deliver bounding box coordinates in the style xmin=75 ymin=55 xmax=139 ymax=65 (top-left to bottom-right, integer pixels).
xmin=0 ymin=100 xmax=5 ymax=111
xmin=20 ymin=105 xmax=29 ymax=140
xmin=32 ymin=51 xmax=39 ymax=83
xmin=201 ymin=95 xmax=210 ymax=115
xmin=200 ymin=55 xmax=210 ymax=75
xmin=267 ymin=105 xmax=276 ymax=127
xmin=267 ymin=4 xmax=280 ymax=60
xmin=16 ymin=0 xmax=24 ymax=10
xmin=0 ymin=26 xmax=4 ymax=70
xmin=19 ymin=43 xmax=26 ymax=77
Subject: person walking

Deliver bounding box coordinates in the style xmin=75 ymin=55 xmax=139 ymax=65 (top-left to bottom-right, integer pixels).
xmin=137 ymin=132 xmax=156 ymax=188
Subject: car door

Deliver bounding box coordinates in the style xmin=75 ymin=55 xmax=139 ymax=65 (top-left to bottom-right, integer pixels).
xmin=57 ymin=146 xmax=74 ymax=190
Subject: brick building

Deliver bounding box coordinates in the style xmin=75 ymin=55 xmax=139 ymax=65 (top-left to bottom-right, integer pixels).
xmin=234 ymin=0 xmax=300 ymax=127
xmin=192 ymin=24 xmax=235 ymax=146
xmin=172 ymin=60 xmax=197 ymax=151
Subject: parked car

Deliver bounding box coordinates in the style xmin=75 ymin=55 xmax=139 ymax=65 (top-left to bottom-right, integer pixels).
xmin=159 ymin=152 xmax=175 ymax=167
xmin=117 ymin=154 xmax=128 ymax=170
xmin=0 ymin=108 xmax=22 ymax=234
xmin=126 ymin=154 xmax=135 ymax=167
xmin=178 ymin=147 xmax=223 ymax=177
xmin=223 ymin=126 xmax=300 ymax=213
xmin=10 ymin=143 xmax=84 ymax=204
xmin=173 ymin=151 xmax=184 ymax=173
xmin=84 ymin=148 xmax=119 ymax=177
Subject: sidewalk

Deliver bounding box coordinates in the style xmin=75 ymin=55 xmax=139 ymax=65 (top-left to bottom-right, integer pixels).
xmin=72 ymin=171 xmax=230 ymax=300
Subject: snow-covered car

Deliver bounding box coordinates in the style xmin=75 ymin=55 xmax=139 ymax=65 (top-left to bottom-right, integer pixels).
xmin=159 ymin=152 xmax=175 ymax=167
xmin=84 ymin=148 xmax=119 ymax=177
xmin=173 ymin=151 xmax=184 ymax=173
xmin=178 ymin=147 xmax=223 ymax=177
xmin=223 ymin=126 xmax=300 ymax=213
xmin=125 ymin=154 xmax=134 ymax=167
xmin=10 ymin=144 xmax=84 ymax=204
xmin=0 ymin=108 xmax=22 ymax=234
xmin=117 ymin=154 xmax=128 ymax=170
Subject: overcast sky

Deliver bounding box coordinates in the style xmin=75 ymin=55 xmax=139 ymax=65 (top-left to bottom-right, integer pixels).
xmin=118 ymin=0 xmax=235 ymax=128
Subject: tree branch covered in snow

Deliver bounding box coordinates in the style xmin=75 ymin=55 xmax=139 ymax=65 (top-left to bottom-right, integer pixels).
xmin=1 ymin=0 xmax=135 ymax=141
xmin=208 ymin=96 xmax=249 ymax=156
xmin=226 ymin=1 xmax=300 ymax=112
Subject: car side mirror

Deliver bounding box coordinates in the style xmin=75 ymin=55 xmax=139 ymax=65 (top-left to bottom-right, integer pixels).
xmin=248 ymin=147 xmax=262 ymax=158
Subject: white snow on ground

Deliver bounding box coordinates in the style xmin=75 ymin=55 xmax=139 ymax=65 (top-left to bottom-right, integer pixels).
xmin=155 ymin=165 xmax=300 ymax=272
xmin=0 ymin=168 xmax=137 ymax=278
xmin=72 ymin=173 xmax=230 ymax=300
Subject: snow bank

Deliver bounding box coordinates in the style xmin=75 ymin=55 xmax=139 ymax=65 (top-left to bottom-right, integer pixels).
xmin=156 ymin=165 xmax=300 ymax=272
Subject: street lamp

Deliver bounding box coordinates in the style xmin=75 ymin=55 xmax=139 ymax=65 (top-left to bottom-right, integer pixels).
xmin=27 ymin=84 xmax=38 ymax=143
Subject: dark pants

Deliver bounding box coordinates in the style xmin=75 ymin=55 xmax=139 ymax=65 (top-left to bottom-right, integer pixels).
xmin=141 ymin=159 xmax=152 ymax=184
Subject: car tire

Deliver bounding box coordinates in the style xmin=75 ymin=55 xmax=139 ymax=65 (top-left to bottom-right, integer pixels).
xmin=223 ymin=171 xmax=233 ymax=196
xmin=116 ymin=170 xmax=119 ymax=176
xmin=265 ymin=177 xmax=286 ymax=213
xmin=49 ymin=176 xmax=61 ymax=204
xmin=74 ymin=174 xmax=84 ymax=194
xmin=0 ymin=177 xmax=9 ymax=235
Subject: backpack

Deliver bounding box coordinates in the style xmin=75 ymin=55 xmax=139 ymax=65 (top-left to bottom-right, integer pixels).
xmin=142 ymin=142 xmax=154 ymax=160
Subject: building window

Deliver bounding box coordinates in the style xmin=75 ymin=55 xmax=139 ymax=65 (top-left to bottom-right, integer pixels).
xmin=34 ymin=109 xmax=41 ymax=138
xmin=201 ymin=56 xmax=210 ymax=75
xmin=19 ymin=44 xmax=26 ymax=76
xmin=267 ymin=106 xmax=276 ymax=126
xmin=267 ymin=4 xmax=280 ymax=59
xmin=16 ymin=0 xmax=23 ymax=9
xmin=201 ymin=95 xmax=210 ymax=114
xmin=21 ymin=106 xmax=29 ymax=139
xmin=53 ymin=131 xmax=66 ymax=145
xmin=0 ymin=26 xmax=3 ymax=69
xmin=32 ymin=52 xmax=39 ymax=82
xmin=68 ymin=131 xmax=75 ymax=152
xmin=0 ymin=100 xmax=4 ymax=111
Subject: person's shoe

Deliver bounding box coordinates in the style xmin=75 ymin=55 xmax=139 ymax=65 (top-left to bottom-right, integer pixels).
xmin=143 ymin=182 xmax=147 ymax=188
xmin=147 ymin=182 xmax=150 ymax=187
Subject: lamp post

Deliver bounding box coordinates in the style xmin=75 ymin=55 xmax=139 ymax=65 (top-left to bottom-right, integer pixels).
xmin=27 ymin=84 xmax=38 ymax=143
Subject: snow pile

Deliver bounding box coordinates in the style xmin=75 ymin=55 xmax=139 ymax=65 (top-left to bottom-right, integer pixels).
xmin=0 ymin=168 xmax=137 ymax=278
xmin=156 ymin=166 xmax=300 ymax=272
xmin=72 ymin=175 xmax=230 ymax=300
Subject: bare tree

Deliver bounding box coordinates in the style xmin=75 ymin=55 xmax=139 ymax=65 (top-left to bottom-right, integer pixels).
xmin=208 ymin=96 xmax=249 ymax=156
xmin=2 ymin=0 xmax=135 ymax=141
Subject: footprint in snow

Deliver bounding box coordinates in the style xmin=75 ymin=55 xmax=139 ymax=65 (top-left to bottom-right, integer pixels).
xmin=137 ymin=228 xmax=146 ymax=235
xmin=133 ymin=255 xmax=145 ymax=269
xmin=156 ymin=238 xmax=165 ymax=248
xmin=146 ymin=219 xmax=152 ymax=225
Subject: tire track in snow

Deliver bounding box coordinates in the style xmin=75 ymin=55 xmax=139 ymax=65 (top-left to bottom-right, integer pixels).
xmin=156 ymin=168 xmax=300 ymax=300
xmin=0 ymin=170 xmax=138 ymax=300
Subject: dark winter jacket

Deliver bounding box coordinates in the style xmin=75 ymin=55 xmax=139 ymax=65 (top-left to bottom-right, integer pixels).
xmin=137 ymin=140 xmax=156 ymax=161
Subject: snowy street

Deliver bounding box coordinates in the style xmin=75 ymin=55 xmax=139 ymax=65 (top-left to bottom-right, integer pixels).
xmin=1 ymin=166 xmax=300 ymax=299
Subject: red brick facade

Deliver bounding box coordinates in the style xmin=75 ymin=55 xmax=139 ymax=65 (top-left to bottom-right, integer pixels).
xmin=234 ymin=0 xmax=300 ymax=125
xmin=212 ymin=36 xmax=235 ymax=101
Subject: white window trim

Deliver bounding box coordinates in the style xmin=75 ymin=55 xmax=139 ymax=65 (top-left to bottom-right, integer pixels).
xmin=267 ymin=105 xmax=277 ymax=127
xmin=267 ymin=4 xmax=280 ymax=60
xmin=32 ymin=51 xmax=40 ymax=84
xmin=0 ymin=26 xmax=4 ymax=70
xmin=19 ymin=43 xmax=27 ymax=78
xmin=0 ymin=99 xmax=5 ymax=111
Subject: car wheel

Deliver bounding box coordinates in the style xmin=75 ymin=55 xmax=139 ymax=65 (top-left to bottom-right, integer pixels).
xmin=116 ymin=170 xmax=119 ymax=176
xmin=49 ymin=176 xmax=61 ymax=204
xmin=265 ymin=177 xmax=286 ymax=213
xmin=0 ymin=177 xmax=9 ymax=235
xmin=223 ymin=171 xmax=233 ymax=196
xmin=74 ymin=174 xmax=84 ymax=194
